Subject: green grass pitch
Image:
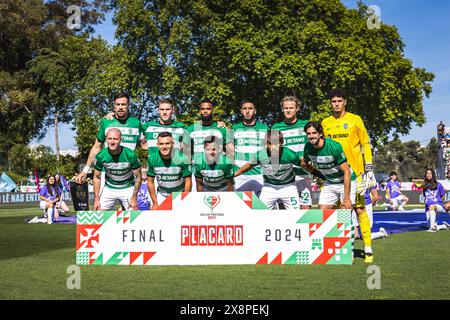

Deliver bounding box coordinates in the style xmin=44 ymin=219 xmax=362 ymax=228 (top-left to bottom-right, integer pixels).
xmin=1 ymin=206 xmax=449 ymax=300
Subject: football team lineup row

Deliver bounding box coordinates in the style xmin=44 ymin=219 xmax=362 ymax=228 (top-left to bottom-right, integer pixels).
xmin=68 ymin=88 xmax=376 ymax=262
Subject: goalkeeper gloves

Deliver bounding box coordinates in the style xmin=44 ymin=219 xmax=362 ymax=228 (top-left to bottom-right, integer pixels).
xmin=364 ymin=164 xmax=377 ymax=190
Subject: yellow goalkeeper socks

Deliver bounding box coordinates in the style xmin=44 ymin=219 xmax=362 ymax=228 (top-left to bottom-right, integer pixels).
xmin=357 ymin=210 xmax=372 ymax=251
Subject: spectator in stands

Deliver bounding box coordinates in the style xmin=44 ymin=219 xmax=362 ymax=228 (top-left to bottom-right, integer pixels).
xmin=386 ymin=171 xmax=409 ymax=211
xmin=423 ymin=168 xmax=450 ymax=232
xmin=54 ymin=174 xmax=70 ymax=216
xmin=39 ymin=175 xmax=60 ymax=224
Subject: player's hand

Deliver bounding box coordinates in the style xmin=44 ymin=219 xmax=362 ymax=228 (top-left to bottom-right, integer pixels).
xmin=129 ymin=197 xmax=138 ymax=210
xmin=363 ymin=164 xmax=377 ymax=189
xmin=151 ymin=203 xmax=158 ymax=210
xmin=217 ymin=121 xmax=227 ymax=128
xmin=93 ymin=199 xmax=100 ymax=211
xmin=341 ymin=198 xmax=352 ymax=209
xmin=104 ymin=112 xmax=115 ymax=120
xmin=75 ymin=172 xmax=87 ymax=184
xmin=356 ymin=180 xmax=367 ymax=195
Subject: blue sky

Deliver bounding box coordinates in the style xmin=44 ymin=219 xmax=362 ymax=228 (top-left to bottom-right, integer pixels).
xmin=33 ymin=0 xmax=450 ymax=151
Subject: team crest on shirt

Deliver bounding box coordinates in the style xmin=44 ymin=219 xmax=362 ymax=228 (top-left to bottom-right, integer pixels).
xmin=343 ymin=123 xmax=348 ymax=129
xmin=129 ymin=128 xmax=133 ymax=134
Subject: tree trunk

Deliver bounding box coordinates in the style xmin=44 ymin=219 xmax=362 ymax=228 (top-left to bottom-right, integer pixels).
xmin=55 ymin=113 xmax=60 ymax=161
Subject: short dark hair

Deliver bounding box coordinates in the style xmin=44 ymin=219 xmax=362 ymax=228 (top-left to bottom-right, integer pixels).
xmin=328 ymin=88 xmax=347 ymax=100
xmin=304 ymin=121 xmax=324 ymax=135
xmin=157 ymin=131 xmax=173 ymax=139
xmin=113 ymin=92 xmax=130 ymax=103
xmin=204 ymin=135 xmax=222 ymax=146
xmin=240 ymin=99 xmax=255 ymax=108
xmin=199 ymin=98 xmax=214 ymax=107
xmin=389 ymin=171 xmax=397 ymax=176
xmin=267 ymin=129 xmax=283 ymax=144
xmin=159 ymin=98 xmax=174 ymax=107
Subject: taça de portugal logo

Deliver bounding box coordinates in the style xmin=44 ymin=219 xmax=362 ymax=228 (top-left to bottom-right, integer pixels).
xmin=204 ymin=194 xmax=221 ymax=213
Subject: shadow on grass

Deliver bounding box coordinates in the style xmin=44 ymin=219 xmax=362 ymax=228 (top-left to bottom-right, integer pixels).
xmin=0 ymin=216 xmax=75 ymax=261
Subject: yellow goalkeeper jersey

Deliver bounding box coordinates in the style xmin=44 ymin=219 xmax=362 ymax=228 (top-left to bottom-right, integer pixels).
xmin=322 ymin=112 xmax=372 ymax=177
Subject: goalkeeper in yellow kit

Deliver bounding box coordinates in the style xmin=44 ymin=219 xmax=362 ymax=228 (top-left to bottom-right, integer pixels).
xmin=321 ymin=88 xmax=377 ymax=263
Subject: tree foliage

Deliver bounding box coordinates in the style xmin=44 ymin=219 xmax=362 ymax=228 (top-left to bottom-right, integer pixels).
xmin=0 ymin=0 xmax=109 ymax=166
xmin=109 ymin=0 xmax=433 ymax=136
xmin=373 ymin=137 xmax=438 ymax=181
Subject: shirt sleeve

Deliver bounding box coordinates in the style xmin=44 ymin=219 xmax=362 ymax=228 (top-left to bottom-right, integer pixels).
xmin=39 ymin=186 xmax=47 ymax=197
xmin=146 ymin=158 xmax=155 ymax=177
xmin=335 ymin=143 xmax=348 ymax=165
xmin=182 ymin=163 xmax=192 ymax=177
xmin=193 ymin=164 xmax=202 ymax=178
xmin=356 ymin=116 xmax=373 ymax=165
xmin=96 ymin=119 xmax=106 ymax=143
xmin=130 ymin=151 xmax=141 ymax=170
xmin=93 ymin=153 xmax=103 ymax=171
xmin=225 ymin=164 xmax=234 ymax=179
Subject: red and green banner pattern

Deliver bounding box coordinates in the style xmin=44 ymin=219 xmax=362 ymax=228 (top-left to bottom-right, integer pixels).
xmin=76 ymin=192 xmax=353 ymax=265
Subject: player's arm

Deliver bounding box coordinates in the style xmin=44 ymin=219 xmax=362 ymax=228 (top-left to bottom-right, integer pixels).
xmin=93 ymin=168 xmax=102 ymax=210
xmin=75 ymin=139 xmax=103 ymax=183
xmin=225 ymin=165 xmax=234 ymax=191
xmin=371 ymin=187 xmax=379 ymax=206
xmin=357 ymin=116 xmax=373 ymax=165
xmin=129 ymin=167 xmax=142 ymax=210
xmin=147 ymin=176 xmax=158 ymax=210
xmin=225 ymin=178 xmax=234 ymax=191
xmin=340 ymin=162 xmax=352 ymax=209
xmin=184 ymin=175 xmax=192 ymax=192
xmin=300 ymin=157 xmax=327 ymax=181
xmin=234 ymin=163 xmax=254 ymax=177
xmin=138 ymin=122 xmax=147 ymax=150
xmin=225 ymin=141 xmax=235 ymax=162
xmin=195 ymin=176 xmax=204 ymax=192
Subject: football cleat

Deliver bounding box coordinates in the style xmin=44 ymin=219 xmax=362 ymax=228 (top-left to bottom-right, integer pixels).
xmin=364 ymin=253 xmax=374 ymax=263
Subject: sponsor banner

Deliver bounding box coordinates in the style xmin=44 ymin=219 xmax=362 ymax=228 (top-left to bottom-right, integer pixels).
xmin=76 ymin=192 xmax=353 ymax=265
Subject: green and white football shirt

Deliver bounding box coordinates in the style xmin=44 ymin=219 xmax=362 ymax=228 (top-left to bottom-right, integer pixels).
xmin=142 ymin=120 xmax=186 ymax=152
xmin=193 ymin=154 xmax=234 ymax=190
xmin=272 ymin=119 xmax=310 ymax=177
xmin=147 ymin=151 xmax=192 ymax=196
xmin=253 ymin=147 xmax=300 ymax=186
xmin=184 ymin=122 xmax=231 ymax=162
xmin=231 ymin=122 xmax=268 ymax=175
xmin=303 ymin=138 xmax=356 ymax=184
xmin=97 ymin=116 xmax=144 ymax=151
xmin=93 ymin=147 xmax=141 ymax=189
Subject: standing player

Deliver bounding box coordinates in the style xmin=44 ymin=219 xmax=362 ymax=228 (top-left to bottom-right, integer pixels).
xmin=423 ymin=168 xmax=450 ymax=232
xmin=142 ymin=98 xmax=186 ymax=153
xmin=93 ymin=128 xmax=142 ymax=210
xmin=194 ymin=136 xmax=234 ymax=191
xmin=75 ymin=92 xmax=144 ymax=184
xmin=386 ymin=171 xmax=409 ymax=211
xmin=232 ymin=100 xmax=268 ymax=195
xmin=235 ymin=130 xmax=305 ymax=210
xmin=184 ymin=99 xmax=233 ymax=191
xmin=184 ymin=98 xmax=233 ymax=162
xmin=272 ymin=96 xmax=312 ymax=209
xmin=147 ymin=132 xmax=192 ymax=209
xmin=321 ymin=88 xmax=377 ymax=263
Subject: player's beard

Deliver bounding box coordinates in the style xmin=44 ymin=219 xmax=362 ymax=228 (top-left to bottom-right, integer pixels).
xmin=243 ymin=114 xmax=256 ymax=124
xmin=201 ymin=113 xmax=213 ymax=123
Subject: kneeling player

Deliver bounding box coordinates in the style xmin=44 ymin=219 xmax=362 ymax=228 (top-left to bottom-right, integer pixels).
xmin=93 ymin=128 xmax=142 ymax=211
xmin=235 ymin=130 xmax=301 ymax=209
xmin=194 ymin=136 xmax=234 ymax=191
xmin=147 ymin=132 xmax=192 ymax=209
